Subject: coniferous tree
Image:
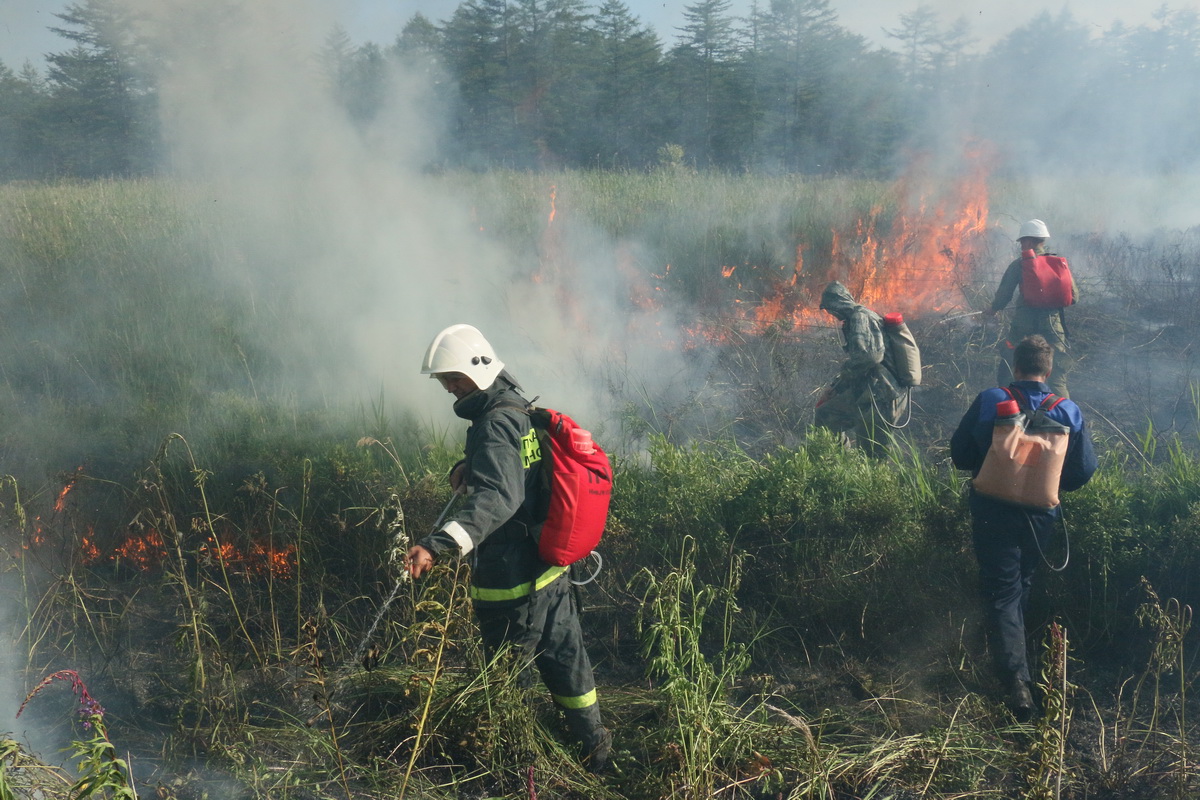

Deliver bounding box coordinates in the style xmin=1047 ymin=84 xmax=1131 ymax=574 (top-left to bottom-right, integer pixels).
xmin=508 ymin=0 xmax=592 ymax=164
xmin=975 ymin=10 xmax=1101 ymax=174
xmin=320 ymin=24 xmax=355 ymax=90
xmin=394 ymin=13 xmax=445 ymax=72
xmin=391 ymin=14 xmax=455 ymax=139
xmin=750 ymin=0 xmax=840 ymax=171
xmin=0 ymin=61 xmax=50 ymax=179
xmin=44 ymin=0 xmax=159 ymax=176
xmin=883 ymin=5 xmax=940 ymax=88
xmin=816 ymin=39 xmax=907 ymax=174
xmin=668 ymin=0 xmax=752 ymax=168
xmin=343 ymin=42 xmax=390 ymax=125
xmin=1095 ymin=8 xmax=1200 ymax=172
xmin=583 ymin=0 xmax=665 ymax=167
xmin=440 ymin=0 xmax=524 ymax=164
xmin=881 ymin=6 xmax=976 ymax=156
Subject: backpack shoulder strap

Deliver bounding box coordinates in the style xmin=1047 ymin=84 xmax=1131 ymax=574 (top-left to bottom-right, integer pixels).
xmin=1028 ymin=393 xmax=1063 ymax=428
xmin=1042 ymin=394 xmax=1065 ymax=412
xmin=1001 ymin=385 xmax=1030 ymax=413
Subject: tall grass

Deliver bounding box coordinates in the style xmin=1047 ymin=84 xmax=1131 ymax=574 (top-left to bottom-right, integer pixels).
xmin=5 ymin=174 xmax=1200 ymax=799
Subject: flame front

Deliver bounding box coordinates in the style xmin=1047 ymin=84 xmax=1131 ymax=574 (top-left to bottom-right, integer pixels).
xmin=112 ymin=528 xmax=167 ymax=570
xmin=842 ymin=154 xmax=990 ymax=317
xmin=66 ymin=525 xmax=295 ymax=577
xmin=200 ymin=535 xmax=296 ymax=578
xmin=686 ymin=150 xmax=991 ymax=342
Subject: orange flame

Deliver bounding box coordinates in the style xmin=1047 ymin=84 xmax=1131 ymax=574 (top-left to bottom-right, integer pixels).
xmin=112 ymin=528 xmax=167 ymax=570
xmin=201 ymin=535 xmax=296 ymax=578
xmin=62 ymin=525 xmax=296 ymax=577
xmin=687 ymin=148 xmax=992 ymax=342
xmin=841 ymin=153 xmax=990 ymax=317
xmin=81 ymin=528 xmax=101 ymax=564
xmin=54 ymin=467 xmax=84 ymax=513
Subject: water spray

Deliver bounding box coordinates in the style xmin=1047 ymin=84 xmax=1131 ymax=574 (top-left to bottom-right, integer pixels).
xmin=350 ymin=491 xmax=463 ymax=670
xmin=937 ymin=310 xmax=985 ymax=324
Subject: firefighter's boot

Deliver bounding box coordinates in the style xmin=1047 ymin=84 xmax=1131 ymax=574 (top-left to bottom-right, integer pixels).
xmin=564 ymin=705 xmax=611 ymax=773
xmin=1007 ymin=678 xmax=1035 ymax=722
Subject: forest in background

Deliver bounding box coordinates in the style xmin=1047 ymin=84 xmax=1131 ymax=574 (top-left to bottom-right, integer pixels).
xmin=4 ymin=0 xmax=1200 ymax=177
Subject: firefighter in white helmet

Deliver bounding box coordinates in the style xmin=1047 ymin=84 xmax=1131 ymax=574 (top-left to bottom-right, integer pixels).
xmin=983 ymin=219 xmax=1078 ymax=398
xmin=406 ymin=324 xmax=611 ymax=773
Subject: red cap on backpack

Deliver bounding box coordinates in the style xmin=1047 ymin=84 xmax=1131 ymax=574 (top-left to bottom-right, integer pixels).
xmin=883 ymin=312 xmax=904 ymax=326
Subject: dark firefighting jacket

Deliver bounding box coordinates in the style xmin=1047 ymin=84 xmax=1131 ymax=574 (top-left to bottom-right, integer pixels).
xmin=416 ymin=372 xmax=567 ymax=604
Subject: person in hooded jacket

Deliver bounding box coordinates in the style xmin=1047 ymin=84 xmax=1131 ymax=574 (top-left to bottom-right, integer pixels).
xmin=950 ymin=334 xmax=1097 ymax=720
xmin=815 ymin=281 xmax=908 ymax=456
xmin=405 ymin=323 xmax=610 ymax=773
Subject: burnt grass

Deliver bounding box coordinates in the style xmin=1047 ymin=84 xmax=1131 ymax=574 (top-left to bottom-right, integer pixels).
xmin=5 ymin=234 xmax=1200 ymax=798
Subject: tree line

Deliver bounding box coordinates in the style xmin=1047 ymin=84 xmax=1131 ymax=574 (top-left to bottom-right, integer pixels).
xmin=4 ymin=0 xmax=1200 ymax=179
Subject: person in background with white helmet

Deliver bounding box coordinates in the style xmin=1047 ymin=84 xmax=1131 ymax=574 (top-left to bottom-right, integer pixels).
xmin=983 ymin=219 xmax=1078 ymax=398
xmin=405 ymin=324 xmax=611 ymax=773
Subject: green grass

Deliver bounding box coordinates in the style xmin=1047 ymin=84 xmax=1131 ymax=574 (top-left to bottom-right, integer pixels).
xmin=4 ymin=173 xmax=1200 ymax=798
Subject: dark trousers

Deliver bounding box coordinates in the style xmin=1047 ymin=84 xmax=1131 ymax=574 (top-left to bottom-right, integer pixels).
xmin=474 ymin=573 xmax=600 ymax=730
xmin=969 ymin=491 xmax=1057 ymax=684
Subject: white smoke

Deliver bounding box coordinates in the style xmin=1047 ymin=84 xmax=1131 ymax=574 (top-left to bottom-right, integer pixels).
xmin=116 ymin=0 xmax=677 ymax=432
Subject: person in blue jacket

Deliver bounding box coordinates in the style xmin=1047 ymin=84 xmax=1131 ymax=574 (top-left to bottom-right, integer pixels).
xmin=950 ymin=334 xmax=1097 ymax=720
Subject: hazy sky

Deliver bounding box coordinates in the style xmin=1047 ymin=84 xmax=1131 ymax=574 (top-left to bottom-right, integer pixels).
xmin=0 ymin=0 xmax=1184 ymax=70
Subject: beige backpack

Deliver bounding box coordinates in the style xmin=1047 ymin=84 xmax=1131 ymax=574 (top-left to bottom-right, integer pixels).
xmin=973 ymin=389 xmax=1069 ymax=509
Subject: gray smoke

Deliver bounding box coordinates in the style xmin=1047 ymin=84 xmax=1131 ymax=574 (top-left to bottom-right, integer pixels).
xmin=115 ymin=0 xmax=687 ymax=430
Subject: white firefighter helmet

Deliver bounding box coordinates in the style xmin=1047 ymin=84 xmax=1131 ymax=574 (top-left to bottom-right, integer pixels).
xmin=420 ymin=324 xmax=505 ymax=390
xmin=1018 ymin=219 xmax=1050 ymax=239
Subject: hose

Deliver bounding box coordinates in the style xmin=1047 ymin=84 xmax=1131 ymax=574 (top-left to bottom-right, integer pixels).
xmin=1027 ymin=506 xmax=1070 ymax=573
xmin=870 ymin=385 xmax=914 ymax=430
xmin=570 ymin=550 xmax=603 ymax=586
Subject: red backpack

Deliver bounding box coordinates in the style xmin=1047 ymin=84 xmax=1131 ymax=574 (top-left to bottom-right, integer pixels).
xmin=1019 ymin=250 xmax=1074 ymax=308
xmin=528 ymin=408 xmax=612 ymax=566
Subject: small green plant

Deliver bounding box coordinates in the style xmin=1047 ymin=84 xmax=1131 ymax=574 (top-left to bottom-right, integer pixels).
xmin=399 ymin=560 xmax=468 ymax=800
xmin=1133 ymin=580 xmax=1193 ymax=798
xmin=293 ymin=616 xmax=353 ymax=799
xmin=16 ymin=670 xmax=135 ymax=800
xmin=1028 ymin=622 xmax=1072 ymax=800
xmin=635 ymin=536 xmax=766 ymax=799
xmin=0 ymin=738 xmax=20 ymax=800
xmin=656 ymin=143 xmax=686 ymax=171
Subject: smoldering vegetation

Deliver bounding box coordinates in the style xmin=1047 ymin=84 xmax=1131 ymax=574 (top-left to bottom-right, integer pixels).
xmin=3 ymin=173 xmax=1200 ymax=800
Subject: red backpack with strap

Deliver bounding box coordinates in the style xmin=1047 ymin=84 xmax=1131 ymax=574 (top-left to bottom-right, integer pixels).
xmin=1020 ymin=250 xmax=1074 ymax=308
xmin=528 ymin=408 xmax=612 ymax=566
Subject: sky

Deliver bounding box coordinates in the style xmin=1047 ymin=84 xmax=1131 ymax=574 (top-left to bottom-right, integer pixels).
xmin=0 ymin=0 xmax=1185 ymax=70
